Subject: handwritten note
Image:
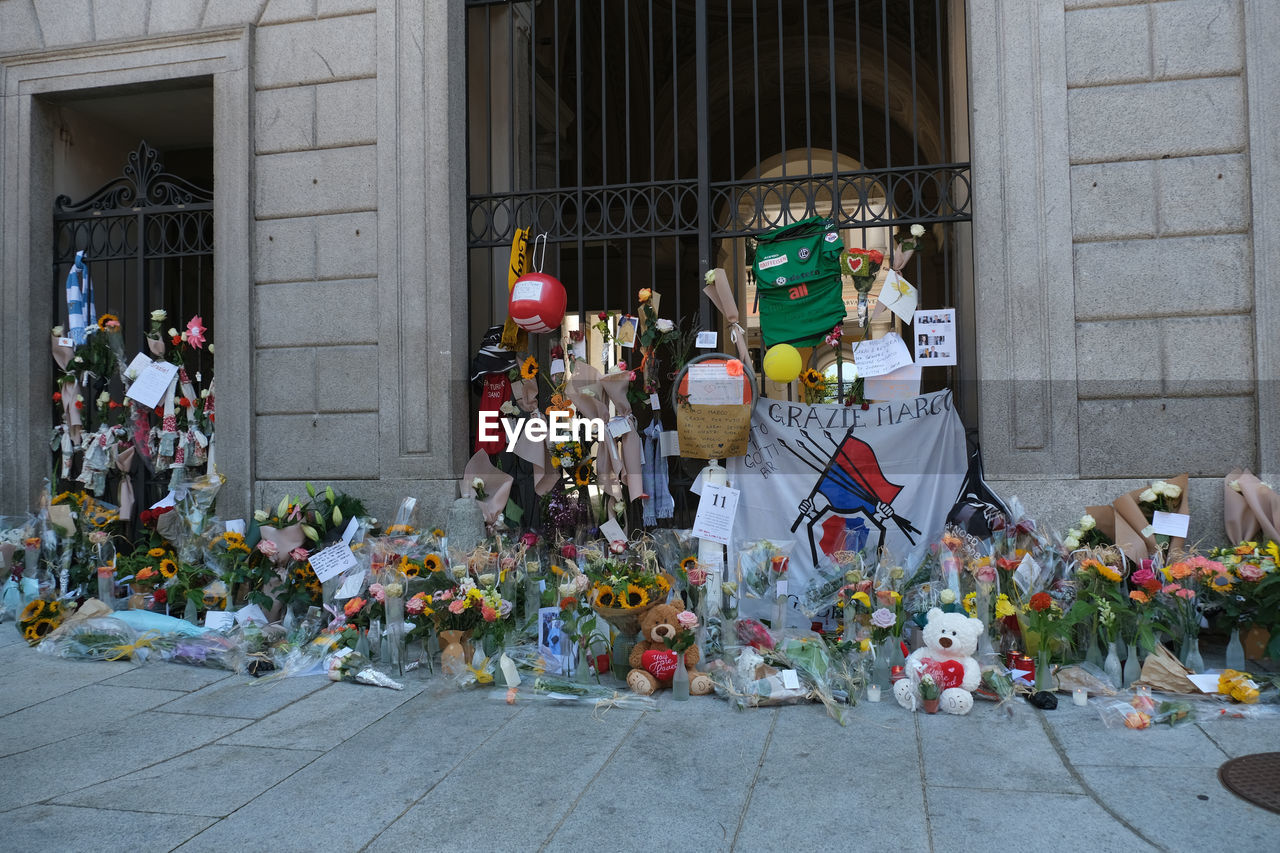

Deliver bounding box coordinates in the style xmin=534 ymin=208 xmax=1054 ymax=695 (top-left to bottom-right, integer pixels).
xmin=687 ymin=363 xmax=743 ymax=406
xmin=309 ymin=541 xmax=358 ymax=583
xmin=125 ymin=359 xmax=179 ymax=409
xmin=877 ymin=270 xmax=918 ymax=324
xmin=1152 ymin=511 xmax=1190 ymax=538
xmin=850 ymin=332 xmax=913 ymax=378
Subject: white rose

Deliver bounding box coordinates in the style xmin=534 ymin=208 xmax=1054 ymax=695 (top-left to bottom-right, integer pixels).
xmin=150 ymin=309 xmax=167 ymax=323
xmin=1063 ymin=535 xmax=1080 ymax=550
xmin=200 ymin=389 xmax=210 ymax=399
xmin=167 ymin=327 xmax=179 ymax=338
xmin=910 ymin=224 xmax=925 ymax=238
xmin=1151 ymin=480 xmax=1169 ymax=496
xmin=1141 ymin=525 xmax=1155 ymax=538
xmin=74 ymin=356 xmax=83 ymax=364
xmin=1162 ymin=483 xmax=1182 ymax=500
xmin=52 ymin=325 xmax=64 ymax=337
xmin=656 ymin=318 xmax=675 ymax=332
xmin=1229 ymin=479 xmax=1243 ymax=493
xmin=558 ymin=582 xmax=575 ymax=598
xmin=208 ymin=344 xmax=215 ymax=354
xmin=96 ymin=391 xmax=110 ymax=405
xmin=939 ymin=588 xmax=956 ymax=604
xmin=1079 ymin=514 xmax=1096 ymax=532
xmin=1138 ymin=488 xmax=1157 ymax=503
xmin=254 ymin=510 xmax=268 ymax=522
xmin=472 ymin=476 xmax=485 ymax=490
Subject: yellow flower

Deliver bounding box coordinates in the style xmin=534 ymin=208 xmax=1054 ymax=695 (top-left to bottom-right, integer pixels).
xmin=858 ymin=638 xmax=871 ymax=653
xmin=595 ymin=585 xmax=616 ymax=608
xmin=995 ymin=595 xmax=1015 ymax=619
xmin=20 ymin=600 xmax=46 ymax=622
xmin=622 ymin=583 xmax=649 ymax=609
xmin=800 ymin=368 xmax=823 ymax=390
xmin=851 ymin=591 xmax=871 ymax=609
xmin=1266 ymin=541 xmax=1279 ymax=563
xmin=424 ymin=554 xmax=444 ymax=573
xmin=638 ymin=288 xmax=652 ymax=303
xmin=399 ymin=558 xmax=422 ymax=578
xmin=573 ymin=462 xmax=592 ymax=487
xmin=148 ymin=547 xmax=167 ymax=558
xmin=97 ymin=313 xmax=120 ymax=330
xmin=679 ymin=556 xmax=697 ymax=575
xmin=889 ymin=590 xmax=902 ymax=603
xmin=431 ymin=528 xmax=445 ymax=538
xmin=1097 ymin=563 xmax=1122 ymax=582
xmin=520 ymin=356 xmax=539 ymax=380
xmin=158 ymin=558 xmax=178 ymax=579
xmin=23 ymin=617 xmax=56 ymax=645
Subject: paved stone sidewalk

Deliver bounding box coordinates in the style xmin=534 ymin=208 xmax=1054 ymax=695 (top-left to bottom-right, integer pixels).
xmin=1 ymin=622 xmax=1277 ymax=852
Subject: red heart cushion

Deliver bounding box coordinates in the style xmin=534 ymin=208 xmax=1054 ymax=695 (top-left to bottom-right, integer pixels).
xmin=921 ymin=657 xmax=966 ymax=689
xmin=641 ymin=649 xmax=678 ymax=681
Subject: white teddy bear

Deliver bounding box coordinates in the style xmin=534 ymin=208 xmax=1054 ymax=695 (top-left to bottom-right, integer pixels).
xmin=893 ymin=607 xmax=984 ymax=714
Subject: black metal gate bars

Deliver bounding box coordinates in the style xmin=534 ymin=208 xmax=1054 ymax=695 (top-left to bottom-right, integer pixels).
xmin=52 ymin=141 xmax=214 ymax=511
xmin=466 ymin=0 xmax=971 ymax=390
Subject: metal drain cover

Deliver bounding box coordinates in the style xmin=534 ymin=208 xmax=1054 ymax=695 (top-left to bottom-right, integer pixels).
xmin=1219 ymin=752 xmax=1280 ymax=814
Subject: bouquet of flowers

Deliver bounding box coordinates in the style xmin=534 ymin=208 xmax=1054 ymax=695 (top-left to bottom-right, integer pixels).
xmin=326 ymin=647 xmax=404 ymax=690
xmin=582 ymin=539 xmax=671 ymax=631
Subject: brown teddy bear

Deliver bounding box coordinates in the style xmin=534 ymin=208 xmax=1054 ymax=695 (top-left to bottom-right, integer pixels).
xmin=625 ymin=599 xmax=714 ymax=696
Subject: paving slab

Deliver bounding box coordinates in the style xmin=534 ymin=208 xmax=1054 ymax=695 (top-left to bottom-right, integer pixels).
xmin=917 ymin=706 xmax=1082 ymax=794
xmin=368 ymin=697 xmax=644 ymax=851
xmin=0 ymin=659 xmax=140 ymax=715
xmin=0 ymin=683 xmax=186 ymax=758
xmin=926 ymin=785 xmax=1158 ymax=853
xmin=217 ymin=679 xmax=425 ymax=751
xmin=544 ymin=696 xmax=777 ymax=852
xmin=102 ymin=663 xmax=236 ymax=693
xmin=1075 ymin=764 xmax=1280 ymax=852
xmin=172 ymin=690 xmax=524 ymax=853
xmin=157 ymin=671 xmax=330 ymax=719
xmin=1196 ymin=718 xmax=1280 ymax=759
xmin=1042 ymin=699 xmax=1231 ymax=768
xmin=0 ymin=710 xmax=247 ymax=812
xmin=733 ymin=700 xmax=929 ymax=852
xmin=51 ymin=743 xmax=322 ymax=817
xmin=0 ymin=803 xmax=215 ymax=853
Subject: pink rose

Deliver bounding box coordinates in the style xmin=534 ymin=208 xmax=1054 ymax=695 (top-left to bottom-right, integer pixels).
xmin=434 ymin=589 xmax=454 ymax=602
xmin=676 ymin=610 xmax=699 ymax=630
xmin=289 ymin=547 xmax=309 ymax=562
xmin=686 ymin=567 xmax=708 ymax=587
xmin=574 ymin=573 xmax=589 ymax=593
xmin=1131 ymin=567 xmax=1156 ymax=585
xmin=609 ymin=539 xmax=627 ymax=555
xmin=1237 ymin=563 xmax=1265 ymax=582
xmin=1175 ymin=588 xmax=1196 ymax=600
xmin=368 ymin=583 xmax=386 ymax=603
xmin=406 ymin=595 xmax=426 ymax=615
xmin=481 ymin=604 xmax=498 ymax=622
xmin=257 ymin=539 xmax=278 ymax=557
xmin=448 ymin=599 xmax=467 ymax=614
xmin=975 ymin=565 xmax=997 ymax=584
xmin=521 ymin=532 xmax=539 ymax=547
xmin=561 ymin=543 xmax=578 ymax=560
xmin=870 ymin=607 xmax=896 ymax=629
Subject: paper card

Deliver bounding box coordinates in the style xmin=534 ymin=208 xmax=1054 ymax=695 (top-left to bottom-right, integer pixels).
xmin=660 ymin=430 xmax=680 ymax=457
xmin=340 ymin=517 xmax=359 ymax=545
xmin=309 ymin=541 xmax=358 ymax=583
xmin=538 ymin=606 xmax=574 ymax=675
xmin=122 ymin=352 xmax=152 ymax=382
xmin=913 ymin=308 xmax=957 ymax=366
xmin=57 ymin=336 xmax=75 ymax=348
xmin=878 ymin=271 xmax=918 ymax=324
xmin=615 ymin=315 xmax=639 ymax=348
xmin=599 ymin=517 xmax=627 ymax=544
xmin=150 ymin=492 xmax=177 ymax=510
xmin=864 ymin=363 xmax=923 ymax=402
xmin=1152 ymin=511 xmax=1190 ymax=538
xmin=695 ymin=330 xmax=718 ymax=349
xmin=204 ymin=611 xmax=234 ymax=631
xmin=224 ymin=519 xmax=246 ymax=535
xmin=47 ymin=504 xmax=76 ymax=535
xmin=607 ymin=416 xmax=632 ymax=438
xmin=780 ymin=669 xmax=800 ymax=690
xmin=677 ymin=403 xmax=751 ymax=460
xmin=687 ymin=363 xmax=743 ymax=406
xmin=850 ymin=332 xmax=914 ymax=378
xmin=776 ymin=580 xmax=788 ymax=596
xmin=124 ymin=359 xmax=179 ymax=409
xmin=235 ymin=603 xmax=268 ymax=627
xmin=692 ymin=483 xmax=740 ymax=545
xmin=1186 ymin=673 xmax=1223 ymax=694
xmin=1014 ymin=553 xmax=1041 ymax=596
xmin=649 ymin=393 xmax=661 ymax=410
xmin=550 ymin=358 xmax=566 ymax=376
xmin=335 ymin=569 xmax=368 ymax=600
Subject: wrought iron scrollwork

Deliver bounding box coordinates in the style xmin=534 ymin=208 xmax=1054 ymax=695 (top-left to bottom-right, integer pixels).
xmin=54 ymin=141 xmax=213 ymax=214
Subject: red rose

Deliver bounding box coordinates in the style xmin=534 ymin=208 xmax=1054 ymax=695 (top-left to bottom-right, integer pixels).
xmin=74 ymin=400 xmax=84 ymax=410
xmin=1029 ymin=592 xmax=1052 ymax=612
xmin=52 ymin=391 xmax=62 ymax=403
xmin=560 ymin=543 xmax=578 ymax=560
xmin=153 ymin=588 xmax=168 ymax=605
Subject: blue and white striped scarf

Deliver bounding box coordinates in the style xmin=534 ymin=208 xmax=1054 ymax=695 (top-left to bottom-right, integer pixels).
xmin=65 ymin=250 xmax=96 ymax=345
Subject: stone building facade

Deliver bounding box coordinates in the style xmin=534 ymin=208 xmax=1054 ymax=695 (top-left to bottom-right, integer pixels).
xmin=1 ymin=0 xmax=1275 ymax=541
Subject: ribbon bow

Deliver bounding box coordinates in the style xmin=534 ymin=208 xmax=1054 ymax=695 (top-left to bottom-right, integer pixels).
xmin=702 ymin=269 xmax=754 ymax=372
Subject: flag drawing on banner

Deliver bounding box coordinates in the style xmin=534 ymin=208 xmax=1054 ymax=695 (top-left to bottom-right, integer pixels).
xmin=728 ymin=389 xmax=967 ymax=609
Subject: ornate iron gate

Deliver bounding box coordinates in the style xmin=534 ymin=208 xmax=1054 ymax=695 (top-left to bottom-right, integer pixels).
xmin=52 ymin=141 xmax=214 ymax=515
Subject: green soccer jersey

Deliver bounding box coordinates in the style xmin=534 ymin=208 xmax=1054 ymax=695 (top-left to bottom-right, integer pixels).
xmin=752 ymin=216 xmax=848 ymax=347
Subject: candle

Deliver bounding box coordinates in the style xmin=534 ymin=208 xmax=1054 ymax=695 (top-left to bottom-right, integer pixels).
xmin=1073 ymin=687 xmax=1088 ymax=707
xmin=867 ymin=684 xmax=882 ymax=702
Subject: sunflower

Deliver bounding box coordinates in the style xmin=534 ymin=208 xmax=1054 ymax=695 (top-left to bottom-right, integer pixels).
xmin=520 ymin=356 xmax=539 ymax=380
xmin=23 ymin=618 xmax=56 ymax=645
xmin=1096 ymin=562 xmax=1123 ymax=582
xmin=148 ymin=547 xmax=167 ymax=558
xmin=622 ymin=583 xmax=649 ymax=609
xmin=1208 ymin=573 xmax=1234 ymax=592
xmin=423 ymin=553 xmax=444 ymax=573
xmin=800 ymin=368 xmax=823 ymax=390
xmin=20 ymin=599 xmax=46 ymax=622
xmin=573 ymin=462 xmax=592 ymax=487
xmin=594 ymin=585 xmax=616 ymax=608
xmin=400 ymin=558 xmax=422 ymax=578
xmin=158 ymin=558 xmax=178 ymax=579
xmin=679 ymin=556 xmax=697 ymax=576
xmin=97 ymin=313 xmax=120 ymax=330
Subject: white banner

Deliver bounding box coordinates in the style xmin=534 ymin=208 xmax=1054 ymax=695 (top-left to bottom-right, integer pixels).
xmin=728 ymin=390 xmax=967 ymax=612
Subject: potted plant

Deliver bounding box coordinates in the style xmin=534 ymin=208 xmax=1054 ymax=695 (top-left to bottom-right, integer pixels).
xmin=918 ymin=673 xmax=941 ymax=714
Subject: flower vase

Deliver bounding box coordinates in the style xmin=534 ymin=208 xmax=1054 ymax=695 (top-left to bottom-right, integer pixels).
xmin=1084 ymin=623 xmax=1104 ymax=669
xmin=97 ymin=567 xmax=117 ymax=611
xmin=1114 ymin=633 xmax=1127 ymax=662
xmin=1122 ymin=646 xmax=1141 ymax=688
xmin=1181 ymin=632 xmax=1204 ymax=673
xmin=383 ymin=592 xmax=406 ymax=678
xmin=1243 ymin=624 xmax=1270 ymax=660
xmin=368 ymin=618 xmax=382 ymax=662
xmin=524 ymin=573 xmax=542 ymax=624
xmin=1225 ymin=627 xmax=1245 ymax=671
xmin=878 ymin=637 xmax=905 ymax=687
xmin=921 ymin=697 xmax=940 ymax=714
xmin=439 ymin=629 xmax=469 ymax=676
xmin=672 ymin=648 xmax=690 ymax=701
xmin=611 ymin=632 xmax=635 ymax=681
xmin=574 ymin=641 xmax=593 ymax=684
xmin=1103 ymin=642 xmax=1122 ymax=688
xmin=1034 ymin=649 xmax=1053 ymax=692
xmin=182 ymin=594 xmax=199 ymax=625
xmin=355 ymin=628 xmax=370 ymax=659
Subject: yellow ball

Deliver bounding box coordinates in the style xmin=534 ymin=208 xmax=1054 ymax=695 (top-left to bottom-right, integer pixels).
xmin=763 ymin=344 xmax=802 ymax=383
